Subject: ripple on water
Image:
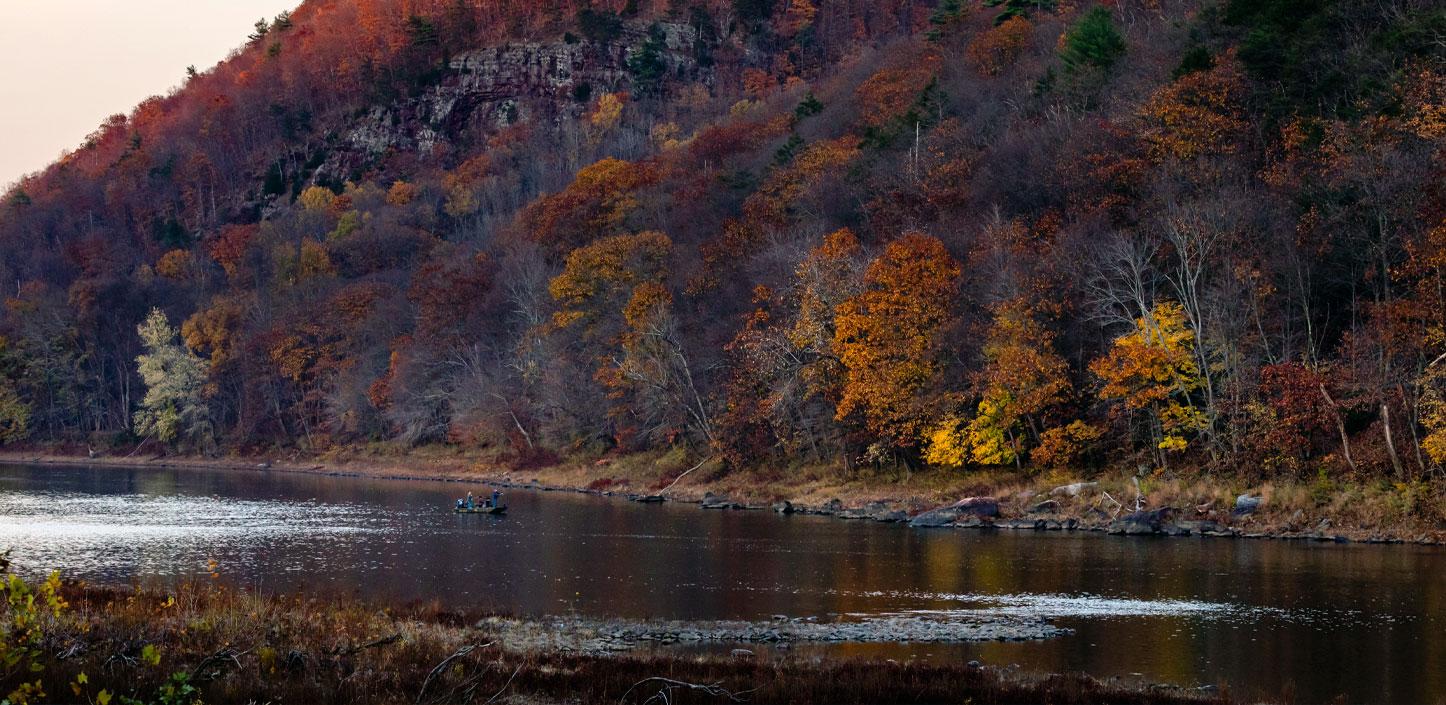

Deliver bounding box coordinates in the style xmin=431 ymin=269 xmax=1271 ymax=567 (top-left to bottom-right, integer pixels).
xmin=0 ymin=491 xmax=386 ymax=577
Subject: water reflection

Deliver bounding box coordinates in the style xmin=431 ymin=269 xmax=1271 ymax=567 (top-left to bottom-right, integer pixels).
xmin=0 ymin=463 xmax=1442 ymax=704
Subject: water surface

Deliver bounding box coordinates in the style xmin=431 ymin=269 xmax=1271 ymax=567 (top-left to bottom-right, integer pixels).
xmin=1 ymin=463 xmax=1441 ymax=704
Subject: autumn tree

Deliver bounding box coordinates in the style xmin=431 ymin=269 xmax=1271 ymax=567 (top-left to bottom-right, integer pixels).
xmin=834 ymin=233 xmax=961 ymax=454
xmin=1091 ymin=301 xmax=1207 ymax=464
xmin=521 ymin=158 xmax=661 ymax=256
xmin=1138 ymin=58 xmax=1249 ymax=161
xmin=718 ymin=229 xmax=865 ymax=465
xmin=134 ymin=308 xmax=213 ymax=450
xmin=966 ymin=16 xmax=1033 ymax=77
xmin=926 ymin=298 xmax=1071 ymax=468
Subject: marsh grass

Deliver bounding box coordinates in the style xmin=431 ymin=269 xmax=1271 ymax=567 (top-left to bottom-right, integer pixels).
xmin=6 ymin=580 xmax=1236 ymax=705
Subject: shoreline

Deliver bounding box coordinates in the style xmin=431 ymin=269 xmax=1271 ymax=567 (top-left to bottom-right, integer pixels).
xmin=1 ymin=449 xmax=1441 ymax=546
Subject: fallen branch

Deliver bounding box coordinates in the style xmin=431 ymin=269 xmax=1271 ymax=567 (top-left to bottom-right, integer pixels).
xmin=659 ymin=456 xmax=714 ymax=495
xmin=417 ymin=642 xmax=492 ymax=705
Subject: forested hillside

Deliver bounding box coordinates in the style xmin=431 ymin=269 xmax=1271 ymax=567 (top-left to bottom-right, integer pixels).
xmin=2 ymin=0 xmax=1445 ymax=483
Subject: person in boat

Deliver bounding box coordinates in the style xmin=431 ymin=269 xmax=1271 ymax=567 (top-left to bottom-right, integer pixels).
xmin=491 ymin=490 xmax=501 ymax=508
xmin=466 ymin=491 xmax=475 ymax=510
xmin=455 ymin=498 xmax=465 ymax=510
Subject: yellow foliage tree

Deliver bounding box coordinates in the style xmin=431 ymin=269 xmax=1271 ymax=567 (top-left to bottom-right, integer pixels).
xmin=1090 ymin=301 xmax=1207 ymax=454
xmin=549 ymin=231 xmax=672 ymax=335
xmin=298 ymin=185 xmax=336 ymax=211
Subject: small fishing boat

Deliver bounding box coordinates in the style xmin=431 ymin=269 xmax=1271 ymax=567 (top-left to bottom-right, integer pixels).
xmin=454 ymin=504 xmax=507 ymax=515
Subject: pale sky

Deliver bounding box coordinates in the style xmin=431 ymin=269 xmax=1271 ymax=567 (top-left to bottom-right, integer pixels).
xmin=0 ymin=0 xmax=300 ymax=189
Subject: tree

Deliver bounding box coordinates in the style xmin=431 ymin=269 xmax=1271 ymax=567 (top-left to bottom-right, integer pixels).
xmin=0 ymin=339 xmax=30 ymax=445
xmin=627 ymin=25 xmax=669 ymax=96
xmin=1091 ymin=301 xmax=1207 ymax=461
xmin=1138 ymin=59 xmax=1249 ymax=161
xmin=966 ymin=16 xmax=1034 ymax=77
xmin=925 ymin=298 xmax=1070 ymax=468
xmin=834 ymin=233 xmax=961 ymax=452
xmin=134 ymin=309 xmax=213 ymax=450
xmin=522 ymin=158 xmax=661 ymax=256
xmin=1060 ymin=7 xmax=1125 ymax=73
xmin=717 ymin=229 xmax=866 ymax=465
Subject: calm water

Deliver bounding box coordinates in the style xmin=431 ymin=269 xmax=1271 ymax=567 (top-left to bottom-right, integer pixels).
xmin=1 ymin=463 xmax=1442 ymax=704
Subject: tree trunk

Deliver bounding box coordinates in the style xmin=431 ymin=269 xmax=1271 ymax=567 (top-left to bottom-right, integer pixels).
xmin=1381 ymin=403 xmax=1406 ymax=479
xmin=1319 ymin=383 xmax=1357 ymax=473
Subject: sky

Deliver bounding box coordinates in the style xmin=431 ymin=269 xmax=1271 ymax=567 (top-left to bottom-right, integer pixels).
xmin=0 ymin=0 xmax=300 ymax=188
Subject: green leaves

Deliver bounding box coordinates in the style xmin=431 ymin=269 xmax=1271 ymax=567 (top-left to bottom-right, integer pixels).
xmin=1060 ymin=7 xmax=1126 ymax=72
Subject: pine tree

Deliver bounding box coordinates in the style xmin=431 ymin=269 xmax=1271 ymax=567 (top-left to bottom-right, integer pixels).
xmin=1060 ymin=7 xmax=1126 ymax=72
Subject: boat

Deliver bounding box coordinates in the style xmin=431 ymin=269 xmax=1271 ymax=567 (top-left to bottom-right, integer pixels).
xmin=454 ymin=504 xmax=507 ymax=515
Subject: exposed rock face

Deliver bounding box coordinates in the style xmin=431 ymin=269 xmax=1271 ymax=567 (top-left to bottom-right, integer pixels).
xmin=321 ymin=22 xmax=704 ymax=180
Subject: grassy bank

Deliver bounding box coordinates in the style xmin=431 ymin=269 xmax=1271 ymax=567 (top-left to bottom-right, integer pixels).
xmin=0 ymin=575 xmax=1231 ymax=705
xmin=2 ymin=445 xmax=1443 ymax=544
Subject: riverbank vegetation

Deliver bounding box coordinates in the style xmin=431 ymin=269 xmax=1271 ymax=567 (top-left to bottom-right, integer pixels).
xmin=0 ymin=560 xmax=1231 ymax=705
xmin=2 ymin=0 xmax=1446 ymax=527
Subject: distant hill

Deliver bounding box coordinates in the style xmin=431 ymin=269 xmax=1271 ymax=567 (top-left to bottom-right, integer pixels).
xmin=2 ymin=0 xmax=1444 ymax=481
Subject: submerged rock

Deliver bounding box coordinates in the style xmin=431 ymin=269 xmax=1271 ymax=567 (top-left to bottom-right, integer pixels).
xmin=700 ymin=492 xmax=743 ymax=510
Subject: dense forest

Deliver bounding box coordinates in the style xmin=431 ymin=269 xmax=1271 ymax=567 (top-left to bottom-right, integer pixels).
xmin=1 ymin=0 xmax=1444 ymax=483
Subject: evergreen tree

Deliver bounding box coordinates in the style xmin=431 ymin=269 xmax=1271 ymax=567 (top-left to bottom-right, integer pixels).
xmin=1060 ymin=7 xmax=1126 ymax=72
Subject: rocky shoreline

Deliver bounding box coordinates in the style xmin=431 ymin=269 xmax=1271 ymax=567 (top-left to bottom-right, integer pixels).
xmin=496 ymin=478 xmax=1441 ymax=546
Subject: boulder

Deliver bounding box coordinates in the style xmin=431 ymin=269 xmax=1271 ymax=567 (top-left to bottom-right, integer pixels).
xmin=1234 ymin=494 xmax=1263 ymax=515
xmin=772 ymin=500 xmax=795 ymax=514
xmin=908 ymin=496 xmax=998 ymax=528
xmin=1049 ymin=481 xmax=1098 ymax=498
xmin=953 ymin=496 xmax=1000 ymax=518
xmin=909 ymin=507 xmax=962 ymax=528
xmin=1109 ymin=507 xmax=1176 ymax=535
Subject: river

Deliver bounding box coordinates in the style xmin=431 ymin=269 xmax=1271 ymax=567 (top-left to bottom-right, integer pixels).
xmin=1 ymin=462 xmax=1441 ymax=704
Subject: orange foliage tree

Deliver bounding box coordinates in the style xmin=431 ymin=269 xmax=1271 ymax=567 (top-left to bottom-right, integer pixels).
xmin=521 ymin=158 xmax=661 ymax=255
xmin=834 ymin=233 xmax=961 ymax=452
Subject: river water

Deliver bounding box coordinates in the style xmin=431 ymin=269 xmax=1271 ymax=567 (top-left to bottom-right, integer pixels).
xmin=1 ymin=462 xmax=1441 ymax=704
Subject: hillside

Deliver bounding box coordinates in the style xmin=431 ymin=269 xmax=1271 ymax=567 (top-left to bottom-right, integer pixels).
xmin=1 ymin=0 xmax=1445 ymax=500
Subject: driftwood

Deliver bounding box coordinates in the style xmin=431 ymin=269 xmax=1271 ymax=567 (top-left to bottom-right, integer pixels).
xmin=191 ymin=647 xmax=250 ymax=680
